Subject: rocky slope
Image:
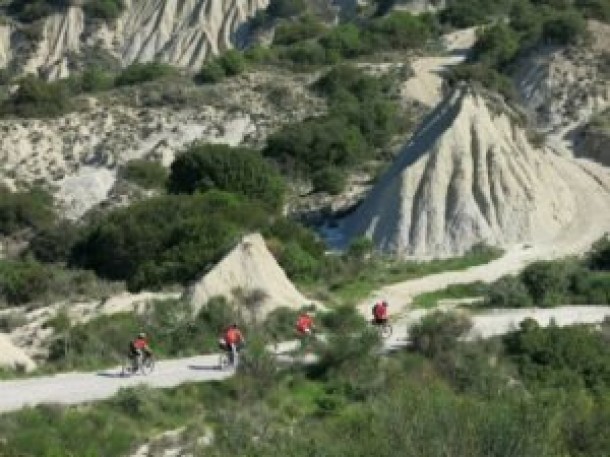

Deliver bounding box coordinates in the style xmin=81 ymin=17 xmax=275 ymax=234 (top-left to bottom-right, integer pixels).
xmin=0 ymin=71 xmax=323 ymax=218
xmin=514 ymin=21 xmax=610 ymax=142
xmin=342 ymin=84 xmax=610 ymax=257
xmin=2 ymin=0 xmax=269 ymax=79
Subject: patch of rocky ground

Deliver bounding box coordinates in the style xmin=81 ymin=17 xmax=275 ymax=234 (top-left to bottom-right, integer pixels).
xmin=0 ymin=71 xmax=325 ymax=218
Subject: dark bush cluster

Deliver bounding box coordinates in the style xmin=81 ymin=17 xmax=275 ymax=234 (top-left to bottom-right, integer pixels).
xmin=168 ymin=143 xmax=285 ymax=211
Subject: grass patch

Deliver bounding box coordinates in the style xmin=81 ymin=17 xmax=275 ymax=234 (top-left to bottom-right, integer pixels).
xmin=411 ymin=282 xmax=486 ymax=309
xmin=326 ymin=245 xmax=502 ymax=305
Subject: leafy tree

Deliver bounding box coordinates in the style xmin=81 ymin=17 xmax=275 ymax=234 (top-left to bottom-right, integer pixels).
xmin=168 ymin=143 xmax=285 ymax=211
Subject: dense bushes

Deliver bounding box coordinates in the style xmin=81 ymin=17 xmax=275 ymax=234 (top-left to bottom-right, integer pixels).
xmin=83 ymin=0 xmax=124 ymax=20
xmin=484 ymin=249 xmax=610 ymax=307
xmin=114 ymin=62 xmax=176 ymax=87
xmin=9 ymin=0 xmax=124 ymax=22
xmin=69 ymin=191 xmax=270 ymax=290
xmin=0 ymin=259 xmax=110 ymax=306
xmin=196 ymin=50 xmax=247 ymax=84
xmin=120 ymin=159 xmax=168 ymax=190
xmin=504 ymin=322 xmax=610 ymax=389
xmin=409 ymin=311 xmax=473 ymax=358
xmin=263 ymin=65 xmax=399 ymax=193
xmin=0 ymin=76 xmax=73 ymax=118
xmin=168 ymin=143 xmax=285 ymax=211
xmin=0 ymin=186 xmax=55 ymax=236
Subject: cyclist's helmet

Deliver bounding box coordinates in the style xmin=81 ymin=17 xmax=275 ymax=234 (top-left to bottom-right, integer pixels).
xmin=231 ymin=323 xmax=238 ymax=329
xmin=138 ymin=332 xmax=147 ymax=338
xmin=382 ymin=300 xmax=388 ymax=307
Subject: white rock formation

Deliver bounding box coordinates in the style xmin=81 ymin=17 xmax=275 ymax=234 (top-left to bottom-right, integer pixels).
xmin=343 ymin=85 xmax=586 ymax=257
xmin=186 ymin=233 xmax=311 ymax=318
xmin=514 ymin=21 xmax=610 ymax=139
xmin=10 ymin=0 xmax=269 ymax=78
xmin=0 ymin=333 xmax=36 ymax=372
xmin=0 ymin=24 xmax=12 ymax=69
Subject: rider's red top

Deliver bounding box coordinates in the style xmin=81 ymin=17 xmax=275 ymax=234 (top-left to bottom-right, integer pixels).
xmin=224 ymin=328 xmax=243 ymax=346
xmin=296 ymin=314 xmax=313 ymax=333
xmin=133 ymin=337 xmax=149 ymax=350
xmin=373 ymin=303 xmax=388 ymax=320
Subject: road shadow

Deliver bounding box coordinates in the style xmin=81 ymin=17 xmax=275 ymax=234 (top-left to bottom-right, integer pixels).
xmin=188 ymin=364 xmax=220 ymax=371
xmin=96 ymin=371 xmax=126 ymax=378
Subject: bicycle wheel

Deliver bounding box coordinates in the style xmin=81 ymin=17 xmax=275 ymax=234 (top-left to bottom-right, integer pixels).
xmin=380 ymin=323 xmax=393 ymax=339
xmin=140 ymin=355 xmax=155 ymax=375
xmin=218 ymin=353 xmax=230 ymax=370
xmin=122 ymin=357 xmax=135 ymax=376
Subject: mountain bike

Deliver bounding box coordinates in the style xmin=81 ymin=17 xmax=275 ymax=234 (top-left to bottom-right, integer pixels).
xmin=122 ymin=352 xmax=155 ymax=376
xmin=373 ymin=320 xmax=393 ymax=339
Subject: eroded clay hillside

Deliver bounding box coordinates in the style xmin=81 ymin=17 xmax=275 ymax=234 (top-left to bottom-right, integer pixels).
xmin=0 ymin=0 xmax=269 ymax=79
xmin=343 ymin=85 xmax=610 ymax=257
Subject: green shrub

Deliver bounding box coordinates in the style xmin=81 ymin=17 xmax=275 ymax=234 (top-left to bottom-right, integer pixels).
xmin=589 ymin=236 xmax=610 ymax=270
xmin=519 ymin=261 xmax=574 ymax=306
xmin=1 ymin=76 xmax=73 ymax=118
xmin=266 ymin=0 xmax=307 ymax=18
xmin=474 ymin=23 xmax=521 ymax=69
xmin=320 ymin=24 xmax=365 ymax=59
xmin=542 ymin=10 xmax=587 ymax=44
xmin=196 ymin=51 xmax=246 ymax=83
xmin=366 ymin=11 xmax=434 ymax=50
xmin=70 ymin=192 xmax=270 ymax=290
xmin=80 ymin=67 xmax=114 ymax=92
xmin=409 ymin=311 xmax=472 ymax=358
xmin=120 ymin=159 xmax=168 ymax=189
xmin=115 ymin=62 xmax=175 ymax=87
xmin=503 ymin=324 xmax=610 ymax=390
xmin=273 ymin=15 xmax=327 ymax=45
xmin=8 ymin=0 xmax=68 ymax=22
xmin=196 ymin=60 xmax=226 ymax=84
xmin=264 ymin=116 xmax=367 ymax=176
xmin=0 ymin=260 xmax=52 ymax=305
xmin=84 ymin=0 xmax=124 ymax=20
xmin=312 ymin=167 xmax=346 ymax=195
xmin=485 ymin=276 xmax=534 ymax=308
xmin=0 ymin=186 xmax=55 ymax=236
xmin=217 ymin=50 xmax=246 ymax=76
xmin=446 ymin=63 xmax=517 ymax=100
xmin=29 ymin=221 xmax=81 ymax=263
xmin=168 ymin=143 xmax=285 ymax=211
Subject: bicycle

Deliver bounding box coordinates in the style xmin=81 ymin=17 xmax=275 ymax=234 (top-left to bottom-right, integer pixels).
xmin=122 ymin=352 xmax=155 ymax=376
xmin=373 ymin=320 xmax=393 ymax=339
xmin=218 ymin=342 xmax=243 ymax=370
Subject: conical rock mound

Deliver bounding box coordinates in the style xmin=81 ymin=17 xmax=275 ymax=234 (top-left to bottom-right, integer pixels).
xmin=185 ymin=233 xmax=311 ymax=318
xmin=344 ymin=85 xmax=578 ymax=257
